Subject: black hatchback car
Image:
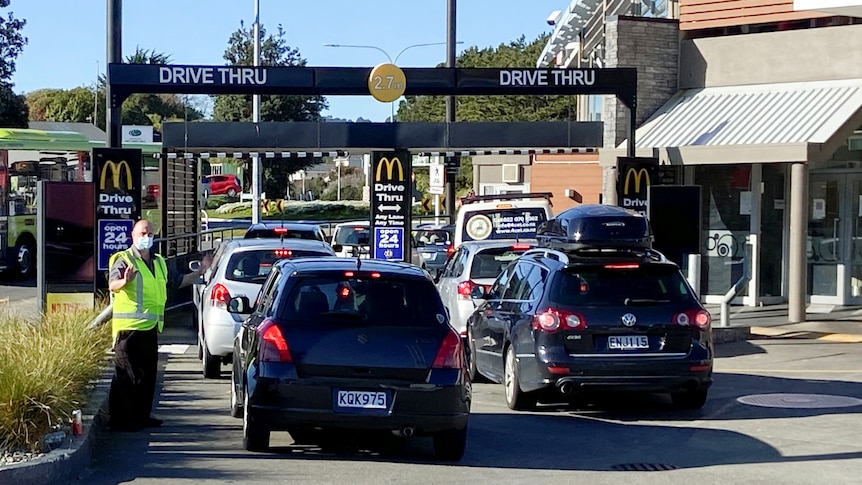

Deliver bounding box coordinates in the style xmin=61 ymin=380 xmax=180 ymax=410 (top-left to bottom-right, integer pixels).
xmin=467 ymin=205 xmax=713 ymax=411
xmin=228 ymin=258 xmax=470 ymax=460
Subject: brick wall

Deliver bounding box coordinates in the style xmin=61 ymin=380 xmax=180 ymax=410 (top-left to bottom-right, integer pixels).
xmin=531 ymin=154 xmax=603 ymax=212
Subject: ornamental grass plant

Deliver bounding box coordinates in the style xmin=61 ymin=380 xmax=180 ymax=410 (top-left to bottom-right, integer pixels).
xmin=0 ymin=307 xmax=111 ymax=453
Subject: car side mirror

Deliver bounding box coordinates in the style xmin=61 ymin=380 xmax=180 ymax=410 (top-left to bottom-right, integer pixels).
xmin=415 ymin=240 xmax=425 ymax=248
xmin=227 ymin=296 xmax=254 ymax=314
xmin=188 ymin=260 xmax=201 ymax=272
xmin=332 ymin=244 xmax=343 ymax=253
xmin=470 ymin=286 xmax=488 ymax=300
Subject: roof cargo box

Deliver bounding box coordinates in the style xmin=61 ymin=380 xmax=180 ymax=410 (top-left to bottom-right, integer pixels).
xmin=536 ymin=204 xmax=653 ymax=251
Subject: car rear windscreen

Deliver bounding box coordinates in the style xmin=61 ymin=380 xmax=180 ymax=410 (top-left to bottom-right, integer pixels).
xmin=225 ymin=249 xmax=330 ymax=283
xmin=462 ymin=207 xmax=547 ymax=242
xmin=245 ymin=228 xmax=320 ymax=240
xmin=470 ymin=246 xmax=530 ymax=279
xmin=276 ymin=275 xmax=445 ymax=327
xmin=334 ymin=227 xmax=370 ymax=245
xmin=415 ymin=229 xmax=452 ymax=246
xmin=551 ymin=266 xmax=694 ymax=307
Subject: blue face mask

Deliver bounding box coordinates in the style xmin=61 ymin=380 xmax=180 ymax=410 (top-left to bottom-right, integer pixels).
xmin=136 ymin=236 xmax=153 ymax=251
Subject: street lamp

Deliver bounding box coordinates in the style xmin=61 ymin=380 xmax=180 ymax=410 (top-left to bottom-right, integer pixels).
xmin=324 ymin=41 xmax=464 ymax=120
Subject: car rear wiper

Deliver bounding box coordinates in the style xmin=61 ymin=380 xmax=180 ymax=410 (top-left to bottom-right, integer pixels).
xmin=623 ymin=298 xmax=671 ymax=306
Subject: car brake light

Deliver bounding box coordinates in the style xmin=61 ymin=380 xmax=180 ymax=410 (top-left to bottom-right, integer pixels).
xmin=344 ymin=271 xmax=355 ymax=277
xmin=457 ymin=280 xmax=480 ymax=300
xmin=532 ymin=308 xmax=586 ymax=333
xmin=495 ymin=203 xmax=513 ymax=209
xmin=258 ymin=320 xmax=293 ymax=363
xmin=370 ymin=272 xmax=381 ymax=278
xmin=512 ymin=243 xmax=532 ymax=250
xmin=447 ymin=245 xmax=455 ymax=255
xmin=673 ymin=309 xmax=711 ymax=329
xmin=274 ymin=249 xmax=292 ymax=258
xmin=432 ymin=329 xmax=464 ymax=369
xmin=273 ymin=227 xmax=288 ymax=234
xmin=604 ymin=263 xmax=639 ymax=269
xmin=210 ymin=283 xmax=230 ymax=310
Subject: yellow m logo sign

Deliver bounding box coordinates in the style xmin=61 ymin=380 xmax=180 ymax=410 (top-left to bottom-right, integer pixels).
xmin=623 ymin=167 xmax=650 ymax=196
xmin=100 ymin=160 xmax=133 ymax=191
xmin=375 ymin=157 xmax=404 ymax=182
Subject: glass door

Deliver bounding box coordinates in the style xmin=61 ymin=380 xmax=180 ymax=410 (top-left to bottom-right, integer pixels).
xmin=849 ymin=179 xmax=862 ymax=304
xmin=808 ymin=176 xmax=844 ymax=304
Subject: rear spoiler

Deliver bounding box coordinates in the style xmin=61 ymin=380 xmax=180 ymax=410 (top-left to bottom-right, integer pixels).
xmin=460 ymin=192 xmax=554 ymax=206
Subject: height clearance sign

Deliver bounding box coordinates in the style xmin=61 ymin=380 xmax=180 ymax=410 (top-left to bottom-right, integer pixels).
xmin=371 ymin=151 xmax=412 ymax=263
xmin=93 ymin=148 xmax=142 ymax=271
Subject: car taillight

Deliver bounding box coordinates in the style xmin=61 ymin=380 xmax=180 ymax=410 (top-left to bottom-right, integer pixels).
xmin=273 ymin=227 xmax=288 ymax=234
xmin=532 ymin=308 xmax=587 ymax=333
xmin=210 ymin=283 xmax=230 ymax=310
xmin=432 ymin=329 xmax=464 ymax=369
xmin=274 ymin=249 xmax=292 ymax=258
xmin=604 ymin=263 xmax=639 ymax=269
xmin=673 ymin=309 xmax=711 ymax=329
xmin=258 ymin=320 xmax=293 ymax=363
xmin=457 ymin=280 xmax=488 ymax=300
xmin=447 ymin=245 xmax=455 ymax=256
xmin=512 ymin=243 xmax=532 ymax=250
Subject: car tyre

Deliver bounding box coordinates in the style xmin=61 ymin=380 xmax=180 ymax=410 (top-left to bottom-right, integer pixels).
xmin=230 ymin=367 xmax=242 ymax=418
xmin=672 ymin=388 xmax=708 ymax=409
xmin=227 ymin=188 xmax=237 ymax=198
xmin=243 ymin=387 xmax=269 ymax=452
xmin=433 ymin=426 xmax=467 ymax=461
xmin=202 ymin=341 xmax=221 ymax=379
xmin=504 ymin=345 xmax=536 ymax=411
xmin=467 ymin=328 xmax=488 ymax=383
xmin=14 ymin=239 xmax=35 ymax=279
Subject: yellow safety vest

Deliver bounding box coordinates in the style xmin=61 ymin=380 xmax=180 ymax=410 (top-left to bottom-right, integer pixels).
xmin=109 ymin=248 xmax=168 ymax=340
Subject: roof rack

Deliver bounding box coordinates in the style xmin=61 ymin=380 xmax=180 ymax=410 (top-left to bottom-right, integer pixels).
xmin=560 ymin=246 xmax=670 ymax=263
xmin=460 ymin=192 xmax=553 ymax=206
xmin=522 ymin=248 xmax=570 ymax=265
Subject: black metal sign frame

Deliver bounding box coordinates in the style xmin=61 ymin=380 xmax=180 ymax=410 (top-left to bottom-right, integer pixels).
xmin=370 ymin=151 xmax=412 ymax=264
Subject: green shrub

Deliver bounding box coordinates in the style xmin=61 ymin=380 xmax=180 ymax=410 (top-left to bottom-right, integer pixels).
xmin=0 ymin=308 xmax=111 ymax=453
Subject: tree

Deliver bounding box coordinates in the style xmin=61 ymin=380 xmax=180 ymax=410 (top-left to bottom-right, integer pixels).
xmin=212 ymin=22 xmax=329 ymax=198
xmin=26 ymin=48 xmax=202 ymax=131
xmin=0 ymin=0 xmax=26 ymax=85
xmin=0 ymin=83 xmax=27 ymax=127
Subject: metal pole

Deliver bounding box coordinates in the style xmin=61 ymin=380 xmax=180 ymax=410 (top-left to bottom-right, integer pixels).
xmin=251 ymin=0 xmax=262 ymax=223
xmin=106 ymin=0 xmax=122 ymax=148
xmin=337 ymin=160 xmax=341 ymax=201
xmin=788 ymin=162 xmax=809 ymax=323
xmin=444 ymin=0 xmax=457 ymax=220
xmin=435 ymin=193 xmax=440 ymax=226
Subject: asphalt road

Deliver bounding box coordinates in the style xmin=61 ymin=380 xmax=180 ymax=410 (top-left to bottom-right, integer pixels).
xmin=76 ymin=314 xmax=862 ymax=484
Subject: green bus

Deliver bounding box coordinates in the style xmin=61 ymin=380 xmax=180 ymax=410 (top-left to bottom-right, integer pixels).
xmin=0 ymin=128 xmax=161 ymax=278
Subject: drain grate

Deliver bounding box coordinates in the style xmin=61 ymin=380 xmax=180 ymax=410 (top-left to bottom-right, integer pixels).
xmin=737 ymin=393 xmax=862 ymax=409
xmin=611 ymin=463 xmax=678 ymax=472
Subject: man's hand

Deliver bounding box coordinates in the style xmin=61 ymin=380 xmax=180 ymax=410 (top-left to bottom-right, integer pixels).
xmin=109 ymin=264 xmax=136 ymax=292
xmin=199 ymin=253 xmax=213 ymax=275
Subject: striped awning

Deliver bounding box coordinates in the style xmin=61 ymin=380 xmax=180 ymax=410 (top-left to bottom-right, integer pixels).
xmin=635 ymin=78 xmax=862 ymax=149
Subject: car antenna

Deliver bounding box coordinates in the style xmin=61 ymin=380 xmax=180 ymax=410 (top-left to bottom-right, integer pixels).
xmin=356 ymin=253 xmax=362 ymax=271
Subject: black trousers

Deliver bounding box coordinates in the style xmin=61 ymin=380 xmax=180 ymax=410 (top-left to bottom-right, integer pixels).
xmin=109 ymin=328 xmax=158 ymax=426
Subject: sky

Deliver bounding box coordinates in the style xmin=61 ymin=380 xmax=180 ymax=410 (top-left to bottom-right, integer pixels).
xmin=9 ymin=0 xmax=567 ymax=122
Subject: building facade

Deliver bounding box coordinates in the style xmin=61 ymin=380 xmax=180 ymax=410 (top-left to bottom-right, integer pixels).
xmin=538 ymin=0 xmax=862 ymax=321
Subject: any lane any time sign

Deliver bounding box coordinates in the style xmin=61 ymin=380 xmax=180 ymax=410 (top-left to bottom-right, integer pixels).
xmin=371 ymin=151 xmax=412 ymax=262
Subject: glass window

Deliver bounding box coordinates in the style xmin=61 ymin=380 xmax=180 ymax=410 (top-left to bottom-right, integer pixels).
xmin=469 ymin=246 xmax=531 ymax=280
xmin=334 ymin=226 xmax=370 ymax=245
xmin=550 ymin=266 xmax=693 ymax=307
xmin=276 ymin=275 xmax=445 ymax=327
xmin=502 ymin=263 xmax=530 ymax=300
xmin=225 ymin=248 xmax=330 ymax=283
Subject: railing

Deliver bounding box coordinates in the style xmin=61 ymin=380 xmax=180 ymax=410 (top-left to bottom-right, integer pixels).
xmin=720 ymin=237 xmax=753 ymax=327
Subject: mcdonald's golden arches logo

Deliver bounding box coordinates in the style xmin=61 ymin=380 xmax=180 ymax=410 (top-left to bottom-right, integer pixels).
xmin=100 ymin=160 xmax=134 ymax=191
xmin=623 ymin=167 xmax=650 ymax=196
xmin=375 ymin=157 xmax=404 ymax=182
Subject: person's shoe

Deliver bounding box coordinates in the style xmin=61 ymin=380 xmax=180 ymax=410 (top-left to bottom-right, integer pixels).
xmin=143 ymin=416 xmax=163 ymax=428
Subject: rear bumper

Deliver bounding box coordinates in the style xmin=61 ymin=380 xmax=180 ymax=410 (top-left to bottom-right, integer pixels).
xmin=248 ymin=378 xmax=470 ymax=435
xmin=202 ymin=308 xmax=240 ymax=356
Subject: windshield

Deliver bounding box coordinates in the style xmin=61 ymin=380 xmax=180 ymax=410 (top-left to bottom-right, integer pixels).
xmin=550 ymin=266 xmax=694 ymax=307
xmin=225 ymin=249 xmax=330 ymax=283
xmin=245 ymin=228 xmax=320 ymax=240
xmin=276 ymin=275 xmax=445 ymax=327
xmin=470 ymin=246 xmax=530 ymax=279
xmin=415 ymin=229 xmax=452 ymax=246
xmin=334 ymin=226 xmax=370 ymax=245
xmin=462 ymin=207 xmax=547 ymax=242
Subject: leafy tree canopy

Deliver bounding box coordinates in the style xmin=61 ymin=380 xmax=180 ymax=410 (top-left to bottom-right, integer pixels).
xmin=0 ymin=83 xmax=27 ymax=127
xmin=0 ymin=0 xmax=26 ymax=85
xmin=212 ymin=22 xmax=329 ymax=197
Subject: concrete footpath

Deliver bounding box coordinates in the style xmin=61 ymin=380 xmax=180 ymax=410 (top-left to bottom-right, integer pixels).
xmin=1 ymin=303 xmax=861 ymax=484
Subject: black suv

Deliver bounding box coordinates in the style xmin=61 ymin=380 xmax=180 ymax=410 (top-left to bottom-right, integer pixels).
xmin=467 ymin=205 xmax=712 ymax=410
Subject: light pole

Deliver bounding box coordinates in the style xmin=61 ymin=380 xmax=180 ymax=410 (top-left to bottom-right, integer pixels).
xmin=334 ymin=157 xmax=349 ymax=201
xmin=251 ymin=0 xmax=262 ymax=223
xmin=324 ymin=41 xmax=463 ymax=121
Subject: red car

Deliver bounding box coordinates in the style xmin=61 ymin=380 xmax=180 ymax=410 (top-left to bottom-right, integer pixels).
xmin=204 ymin=174 xmax=242 ymax=197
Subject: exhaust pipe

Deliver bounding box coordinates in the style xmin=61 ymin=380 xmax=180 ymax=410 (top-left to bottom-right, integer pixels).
xmin=393 ymin=426 xmax=415 ymax=438
xmin=559 ymin=381 xmax=575 ymax=396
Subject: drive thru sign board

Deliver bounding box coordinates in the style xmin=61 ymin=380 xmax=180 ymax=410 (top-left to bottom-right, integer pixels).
xmin=371 ymin=151 xmax=412 ymax=263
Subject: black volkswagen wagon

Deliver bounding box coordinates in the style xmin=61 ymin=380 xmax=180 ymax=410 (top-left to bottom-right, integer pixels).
xmin=228 ymin=258 xmax=471 ymax=460
xmin=467 ymin=205 xmax=713 ymax=410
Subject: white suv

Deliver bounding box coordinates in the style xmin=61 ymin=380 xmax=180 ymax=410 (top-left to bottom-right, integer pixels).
xmin=454 ymin=193 xmax=553 ymax=247
xmin=330 ymin=220 xmax=425 ymax=268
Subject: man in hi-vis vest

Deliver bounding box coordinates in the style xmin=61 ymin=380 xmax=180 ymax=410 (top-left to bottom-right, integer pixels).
xmin=107 ymin=219 xmax=212 ymax=431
